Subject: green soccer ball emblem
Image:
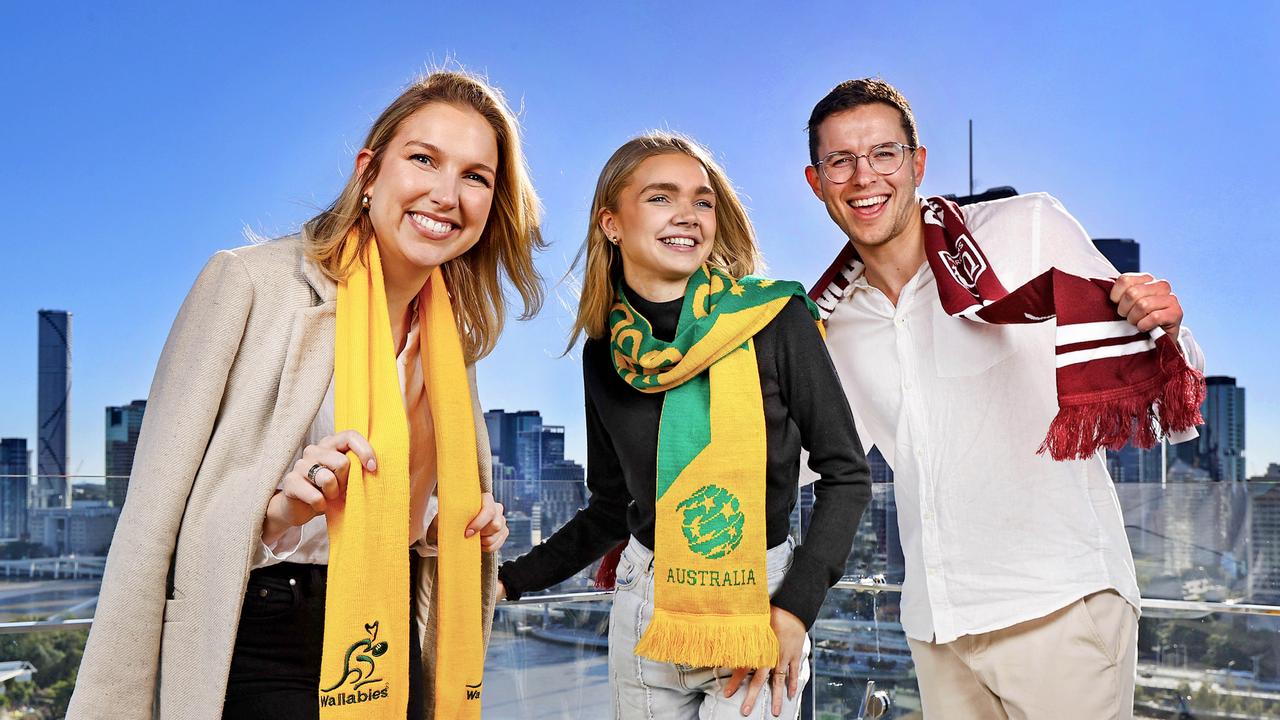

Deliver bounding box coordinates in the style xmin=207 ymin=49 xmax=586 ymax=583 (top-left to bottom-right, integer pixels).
xmin=676 ymin=484 xmax=745 ymax=559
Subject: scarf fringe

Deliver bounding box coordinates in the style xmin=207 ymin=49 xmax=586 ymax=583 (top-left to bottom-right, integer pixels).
xmin=594 ymin=542 xmax=625 ymax=590
xmin=1039 ymin=339 xmax=1206 ymax=461
xmin=634 ymin=608 xmax=779 ymax=668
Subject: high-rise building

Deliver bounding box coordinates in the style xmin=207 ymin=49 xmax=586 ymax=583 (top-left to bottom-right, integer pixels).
xmin=1249 ymin=482 xmax=1280 ymax=604
xmin=483 ymin=409 xmax=542 ymax=481
xmin=866 ymin=447 xmax=893 ymax=484
xmin=28 ymin=505 xmax=120 ymax=556
xmin=105 ymin=400 xmax=146 ymax=507
xmin=1175 ymin=376 xmax=1247 ymax=481
xmin=1202 ymin=376 xmax=1247 ymax=482
xmin=0 ymin=438 xmax=31 ymax=541
xmin=1092 ymin=238 xmax=1140 ymax=274
xmin=943 ymin=186 xmax=1020 ymax=206
xmin=539 ymin=459 xmax=586 ymax=536
xmin=519 ymin=425 xmax=565 ymax=487
xmin=37 ymin=310 xmax=72 ymax=509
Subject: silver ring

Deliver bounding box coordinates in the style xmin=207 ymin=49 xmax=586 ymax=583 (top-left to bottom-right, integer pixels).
xmin=306 ymin=463 xmax=325 ymax=485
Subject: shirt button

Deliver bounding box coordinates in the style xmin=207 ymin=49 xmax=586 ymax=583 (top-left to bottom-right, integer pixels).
xmin=915 ymin=448 xmax=924 ymax=457
xmin=904 ymin=381 xmax=913 ymax=390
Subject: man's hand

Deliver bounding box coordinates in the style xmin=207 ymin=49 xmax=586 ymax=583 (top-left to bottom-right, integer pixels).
xmin=723 ymin=606 xmax=806 ymax=716
xmin=1110 ymin=273 xmax=1183 ymax=340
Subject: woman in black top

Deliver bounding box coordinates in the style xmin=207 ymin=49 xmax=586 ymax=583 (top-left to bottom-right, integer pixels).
xmin=498 ymin=132 xmax=869 ymax=719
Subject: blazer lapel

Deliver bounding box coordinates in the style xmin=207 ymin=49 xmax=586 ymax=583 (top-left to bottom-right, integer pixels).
xmin=250 ymin=254 xmax=337 ymax=527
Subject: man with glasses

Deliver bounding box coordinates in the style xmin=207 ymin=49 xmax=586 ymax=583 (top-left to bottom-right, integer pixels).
xmin=802 ymin=78 xmax=1205 ymax=719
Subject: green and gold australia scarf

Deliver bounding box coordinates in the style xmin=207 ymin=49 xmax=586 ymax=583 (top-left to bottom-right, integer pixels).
xmin=610 ymin=265 xmax=821 ymax=668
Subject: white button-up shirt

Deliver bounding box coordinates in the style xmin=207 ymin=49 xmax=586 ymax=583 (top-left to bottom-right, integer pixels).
xmin=824 ymin=193 xmax=1205 ymax=643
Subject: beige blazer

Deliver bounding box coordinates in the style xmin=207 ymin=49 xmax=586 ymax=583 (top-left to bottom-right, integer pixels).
xmin=67 ymin=235 xmax=498 ymax=720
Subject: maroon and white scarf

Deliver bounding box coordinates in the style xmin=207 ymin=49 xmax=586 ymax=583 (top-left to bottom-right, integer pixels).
xmin=810 ymin=195 xmax=1205 ymax=461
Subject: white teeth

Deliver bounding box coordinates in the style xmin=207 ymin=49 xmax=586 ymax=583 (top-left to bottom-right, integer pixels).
xmin=851 ymin=196 xmax=888 ymax=208
xmin=660 ymin=236 xmax=695 ymax=247
xmin=410 ymin=213 xmax=454 ymax=234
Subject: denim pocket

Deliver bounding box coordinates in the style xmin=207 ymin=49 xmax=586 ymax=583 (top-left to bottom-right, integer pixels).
xmin=614 ymin=552 xmax=642 ymax=592
xmin=240 ymin=574 xmax=302 ymax=622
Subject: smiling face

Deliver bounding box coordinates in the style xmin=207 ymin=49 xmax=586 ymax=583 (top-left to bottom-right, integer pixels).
xmin=805 ymin=102 xmax=927 ymax=254
xmin=356 ymin=101 xmax=499 ymax=282
xmin=600 ymin=152 xmax=717 ymax=301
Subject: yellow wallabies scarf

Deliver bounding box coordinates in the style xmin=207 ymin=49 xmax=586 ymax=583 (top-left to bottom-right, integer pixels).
xmin=609 ymin=265 xmax=820 ymax=668
xmin=323 ymin=236 xmax=484 ymax=718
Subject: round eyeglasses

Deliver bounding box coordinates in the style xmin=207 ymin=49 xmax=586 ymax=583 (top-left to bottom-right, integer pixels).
xmin=815 ymin=143 xmax=916 ymax=184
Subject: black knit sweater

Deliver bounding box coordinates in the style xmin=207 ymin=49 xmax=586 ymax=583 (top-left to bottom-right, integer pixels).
xmin=498 ymin=289 xmax=871 ymax=627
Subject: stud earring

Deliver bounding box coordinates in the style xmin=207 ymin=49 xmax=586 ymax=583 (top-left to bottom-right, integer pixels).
xmin=361 ymin=194 xmax=371 ymax=209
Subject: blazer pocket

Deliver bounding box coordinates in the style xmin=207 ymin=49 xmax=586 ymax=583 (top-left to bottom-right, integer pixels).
xmin=162 ymin=595 xmax=188 ymax=625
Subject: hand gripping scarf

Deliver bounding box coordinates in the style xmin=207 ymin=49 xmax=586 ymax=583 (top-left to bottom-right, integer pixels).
xmin=809 ymin=196 xmax=1205 ymax=461
xmin=609 ymin=265 xmax=820 ymax=668
xmin=322 ymin=236 xmax=483 ymax=718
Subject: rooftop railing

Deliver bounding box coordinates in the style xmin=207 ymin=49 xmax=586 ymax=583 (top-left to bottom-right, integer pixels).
xmin=2 ymin=480 xmax=1279 ymax=718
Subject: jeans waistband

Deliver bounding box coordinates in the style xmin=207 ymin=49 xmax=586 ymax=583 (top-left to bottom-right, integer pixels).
xmin=250 ymin=561 xmax=327 ymax=592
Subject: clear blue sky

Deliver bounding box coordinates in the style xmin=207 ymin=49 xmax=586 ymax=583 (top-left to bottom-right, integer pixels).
xmin=1 ymin=2 xmax=1276 ymax=477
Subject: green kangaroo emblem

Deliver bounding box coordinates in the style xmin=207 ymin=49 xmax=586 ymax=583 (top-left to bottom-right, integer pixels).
xmin=321 ymin=621 xmax=390 ymax=692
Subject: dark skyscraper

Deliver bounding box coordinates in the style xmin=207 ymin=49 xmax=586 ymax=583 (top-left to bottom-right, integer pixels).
xmin=539 ymin=459 xmax=586 ymax=536
xmin=1203 ymin=376 xmax=1247 ymax=482
xmin=484 ymin=409 xmax=546 ymax=514
xmin=520 ymin=425 xmax=564 ymax=481
xmin=0 ymin=438 xmax=31 ymax=541
xmin=105 ymin=400 xmax=147 ymax=507
xmin=483 ymin=409 xmax=542 ymax=479
xmin=1172 ymin=375 xmax=1247 ymax=481
xmin=1092 ymin=238 xmax=1140 ymax=274
xmin=37 ymin=310 xmax=71 ymax=509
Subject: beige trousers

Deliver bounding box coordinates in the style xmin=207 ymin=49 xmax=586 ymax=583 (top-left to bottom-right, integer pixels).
xmin=906 ymin=590 xmax=1138 ymax=720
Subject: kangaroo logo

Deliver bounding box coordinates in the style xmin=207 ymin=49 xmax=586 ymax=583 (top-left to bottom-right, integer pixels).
xmin=322 ymin=621 xmax=390 ymax=692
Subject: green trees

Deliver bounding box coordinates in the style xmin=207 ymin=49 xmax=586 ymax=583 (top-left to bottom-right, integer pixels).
xmin=0 ymin=629 xmax=88 ymax=718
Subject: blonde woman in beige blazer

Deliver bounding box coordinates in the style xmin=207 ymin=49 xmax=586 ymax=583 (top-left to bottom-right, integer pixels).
xmin=68 ymin=70 xmax=545 ymax=720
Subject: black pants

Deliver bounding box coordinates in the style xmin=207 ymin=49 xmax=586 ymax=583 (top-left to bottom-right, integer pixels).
xmin=222 ymin=557 xmax=424 ymax=719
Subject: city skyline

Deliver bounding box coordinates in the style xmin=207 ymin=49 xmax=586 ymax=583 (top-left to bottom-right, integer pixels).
xmin=1 ymin=3 xmax=1276 ymax=478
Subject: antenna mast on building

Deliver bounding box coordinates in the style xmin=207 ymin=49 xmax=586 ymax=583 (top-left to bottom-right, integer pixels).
xmin=968 ymin=119 xmax=974 ymax=196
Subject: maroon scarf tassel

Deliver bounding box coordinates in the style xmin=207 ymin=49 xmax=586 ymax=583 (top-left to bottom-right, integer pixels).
xmin=594 ymin=541 xmax=626 ymax=590
xmin=1039 ymin=337 xmax=1206 ymax=461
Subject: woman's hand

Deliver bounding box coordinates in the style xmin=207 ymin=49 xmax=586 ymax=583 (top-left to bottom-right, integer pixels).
xmin=723 ymin=606 xmax=806 ymax=717
xmin=261 ymin=430 xmax=377 ymax=546
xmin=427 ymin=492 xmax=508 ymax=552
xmin=467 ymin=492 xmax=508 ymax=552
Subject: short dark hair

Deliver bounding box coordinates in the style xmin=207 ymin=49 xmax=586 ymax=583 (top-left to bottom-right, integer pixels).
xmin=806 ymin=78 xmax=918 ymax=165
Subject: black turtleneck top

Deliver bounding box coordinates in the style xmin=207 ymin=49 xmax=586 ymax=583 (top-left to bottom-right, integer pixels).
xmin=498 ymin=289 xmax=871 ymax=627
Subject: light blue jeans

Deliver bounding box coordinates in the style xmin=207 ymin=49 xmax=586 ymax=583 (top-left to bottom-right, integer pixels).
xmin=609 ymin=535 xmax=812 ymax=720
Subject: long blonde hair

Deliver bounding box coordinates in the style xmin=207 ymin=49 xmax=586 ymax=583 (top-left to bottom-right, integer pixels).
xmin=305 ymin=69 xmax=545 ymax=363
xmin=566 ymin=132 xmax=762 ymax=351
